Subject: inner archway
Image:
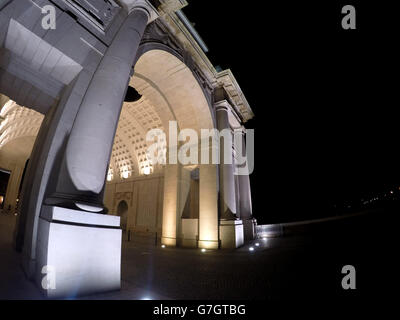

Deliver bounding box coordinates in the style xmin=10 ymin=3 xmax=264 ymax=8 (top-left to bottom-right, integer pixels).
xmin=104 ymin=49 xmax=216 ymax=245
xmin=107 ymin=49 xmax=215 ymax=180
xmin=0 ymin=1 xmax=254 ymax=299
xmin=117 ymin=200 xmax=129 ymax=232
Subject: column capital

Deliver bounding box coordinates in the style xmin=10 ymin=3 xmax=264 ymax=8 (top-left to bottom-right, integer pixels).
xmin=234 ymin=126 xmax=247 ymax=135
xmin=214 ymin=100 xmax=231 ymax=112
xmin=119 ymin=0 xmax=159 ymax=22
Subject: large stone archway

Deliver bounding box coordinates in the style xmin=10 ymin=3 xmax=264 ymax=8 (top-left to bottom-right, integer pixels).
xmin=105 ymin=48 xmax=219 ymax=249
xmin=0 ymin=0 xmax=254 ymax=299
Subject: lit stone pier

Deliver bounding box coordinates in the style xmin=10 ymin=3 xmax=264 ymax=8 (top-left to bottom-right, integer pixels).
xmin=0 ymin=0 xmax=254 ymax=298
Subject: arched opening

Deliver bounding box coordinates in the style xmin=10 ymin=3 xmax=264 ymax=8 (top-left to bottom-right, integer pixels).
xmin=0 ymin=2 xmax=253 ymax=299
xmin=104 ymin=49 xmax=216 ymax=246
xmin=1 ymin=48 xmax=217 ymax=248
xmin=117 ymin=200 xmax=129 ymax=232
xmin=0 ymin=100 xmax=42 ymax=218
xmin=0 ymin=169 xmax=10 ymax=210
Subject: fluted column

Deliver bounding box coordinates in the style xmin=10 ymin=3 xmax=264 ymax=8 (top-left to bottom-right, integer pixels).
xmin=215 ymin=101 xmax=237 ymax=220
xmin=63 ymin=7 xmax=150 ymax=210
xmin=161 ymin=163 xmax=181 ymax=246
xmin=236 ymin=127 xmax=253 ymax=219
xmin=235 ymin=127 xmax=254 ymax=240
xmin=198 ymin=161 xmax=219 ymax=250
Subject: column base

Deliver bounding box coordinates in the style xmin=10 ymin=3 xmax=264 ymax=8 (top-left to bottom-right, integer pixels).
xmin=35 ymin=206 xmax=122 ymax=299
xmin=243 ymin=218 xmax=257 ymax=241
xmin=198 ymin=240 xmax=219 ymax=250
xmin=161 ymin=237 xmax=177 ymax=247
xmin=22 ymin=255 xmax=36 ymax=280
xmin=181 ymin=219 xmax=199 ymax=248
xmin=220 ymin=220 xmax=244 ymax=249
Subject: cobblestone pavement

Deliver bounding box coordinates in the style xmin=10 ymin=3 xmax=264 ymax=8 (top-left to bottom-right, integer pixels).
xmin=0 ymin=211 xmax=386 ymax=301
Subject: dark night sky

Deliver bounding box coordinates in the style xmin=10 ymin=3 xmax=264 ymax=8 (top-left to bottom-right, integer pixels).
xmin=183 ymin=1 xmax=399 ymax=223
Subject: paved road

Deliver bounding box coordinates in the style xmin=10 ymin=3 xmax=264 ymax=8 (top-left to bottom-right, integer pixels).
xmin=0 ymin=210 xmax=389 ymax=301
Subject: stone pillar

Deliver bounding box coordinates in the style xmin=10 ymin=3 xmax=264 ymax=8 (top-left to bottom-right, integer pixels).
xmin=4 ymin=163 xmax=24 ymax=212
xmin=161 ymin=164 xmax=181 ymax=246
xmin=235 ymin=127 xmax=254 ymax=240
xmin=215 ymin=101 xmax=237 ymax=220
xmin=60 ymin=7 xmax=150 ymax=210
xmin=21 ymin=5 xmax=152 ymax=297
xmin=198 ymin=163 xmax=219 ymax=249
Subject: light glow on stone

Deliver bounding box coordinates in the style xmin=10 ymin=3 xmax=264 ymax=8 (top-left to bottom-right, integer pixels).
xmin=142 ymin=167 xmax=151 ymax=175
xmin=121 ymin=171 xmax=129 ymax=179
xmin=201 ymin=249 xmax=206 ymax=253
xmin=107 ymin=168 xmax=113 ymax=181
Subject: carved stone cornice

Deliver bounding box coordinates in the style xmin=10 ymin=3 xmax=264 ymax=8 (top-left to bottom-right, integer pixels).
xmin=216 ymin=70 xmax=254 ymax=123
xmin=158 ymin=0 xmax=188 ymax=15
xmin=139 ymin=1 xmax=254 ymax=123
xmin=140 ymin=18 xmax=213 ymax=104
xmin=141 ymin=19 xmax=184 ymax=56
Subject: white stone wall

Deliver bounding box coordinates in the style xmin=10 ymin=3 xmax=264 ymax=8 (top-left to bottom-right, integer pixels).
xmin=105 ymin=174 xmax=164 ymax=234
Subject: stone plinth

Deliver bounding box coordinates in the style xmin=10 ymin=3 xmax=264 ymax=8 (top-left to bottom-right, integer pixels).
xmin=220 ymin=220 xmax=244 ymax=249
xmin=181 ymin=218 xmax=198 ymax=248
xmin=243 ymin=219 xmax=257 ymax=241
xmin=35 ymin=206 xmax=121 ymax=299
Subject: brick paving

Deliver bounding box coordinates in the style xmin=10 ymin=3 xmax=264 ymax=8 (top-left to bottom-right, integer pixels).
xmin=0 ymin=211 xmax=385 ymax=301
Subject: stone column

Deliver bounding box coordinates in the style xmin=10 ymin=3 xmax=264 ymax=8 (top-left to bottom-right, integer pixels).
xmin=63 ymin=7 xmax=150 ymax=210
xmin=161 ymin=163 xmax=181 ymax=246
xmin=20 ymin=5 xmax=153 ymax=297
xmin=235 ymin=127 xmax=254 ymax=240
xmin=4 ymin=163 xmax=24 ymax=213
xmin=215 ymin=101 xmax=237 ymax=220
xmin=198 ymin=163 xmax=219 ymax=249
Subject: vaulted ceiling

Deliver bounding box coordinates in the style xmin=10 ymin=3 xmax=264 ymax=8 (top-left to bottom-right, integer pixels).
xmin=1 ymin=49 xmax=215 ymax=182
xmin=108 ymin=49 xmax=214 ymax=181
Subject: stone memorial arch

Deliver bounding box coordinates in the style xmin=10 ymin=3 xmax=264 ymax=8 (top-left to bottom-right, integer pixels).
xmin=0 ymin=0 xmax=254 ymax=298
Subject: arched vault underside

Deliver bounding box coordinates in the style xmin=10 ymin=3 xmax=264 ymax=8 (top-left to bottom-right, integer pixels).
xmin=0 ymin=0 xmax=255 ymax=299
xmin=110 ymin=49 xmax=214 ymax=180
xmin=0 ymin=100 xmax=43 ymax=163
xmin=0 ymin=49 xmax=214 ymax=182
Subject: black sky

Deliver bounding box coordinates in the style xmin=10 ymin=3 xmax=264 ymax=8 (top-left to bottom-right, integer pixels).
xmin=183 ymin=1 xmax=399 ymax=223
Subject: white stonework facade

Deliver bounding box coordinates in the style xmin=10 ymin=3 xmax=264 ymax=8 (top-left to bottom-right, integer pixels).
xmin=0 ymin=0 xmax=254 ymax=297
